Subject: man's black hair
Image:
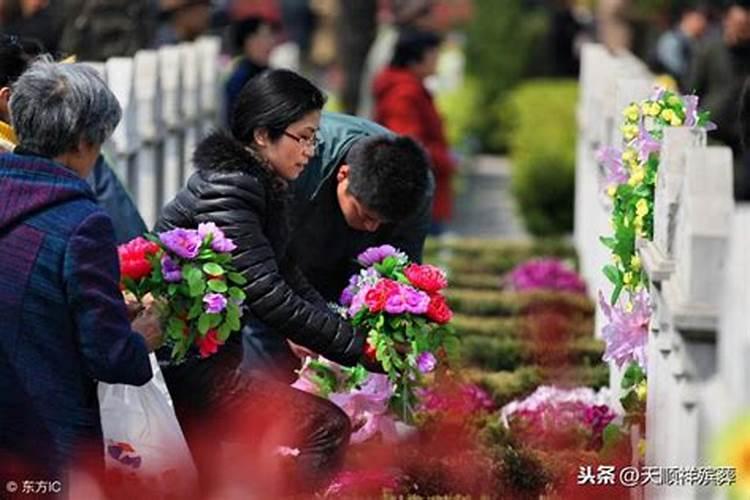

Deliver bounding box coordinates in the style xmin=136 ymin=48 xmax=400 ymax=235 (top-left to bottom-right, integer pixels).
xmin=390 ymin=29 xmax=442 ymax=68
xmin=0 ymin=34 xmax=43 ymax=88
xmin=344 ymin=135 xmax=431 ymax=221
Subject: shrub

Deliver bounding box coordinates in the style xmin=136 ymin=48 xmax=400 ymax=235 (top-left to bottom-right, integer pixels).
xmin=506 ymin=80 xmax=578 ymax=236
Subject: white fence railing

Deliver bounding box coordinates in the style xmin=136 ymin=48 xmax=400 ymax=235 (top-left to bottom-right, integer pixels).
xmin=86 ymin=36 xmax=223 ymax=229
xmin=576 ymin=43 xmax=749 ymax=500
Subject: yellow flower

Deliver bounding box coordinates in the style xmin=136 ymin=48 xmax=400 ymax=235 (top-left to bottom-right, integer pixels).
xmin=635 ymin=380 xmax=647 ymax=401
xmin=628 ymin=165 xmax=645 ymax=186
xmin=622 ymin=124 xmax=639 ymax=141
xmin=711 ymin=413 xmax=750 ymax=497
xmin=607 ymin=185 xmax=617 ymax=198
xmin=621 ymin=148 xmax=637 ymax=163
xmin=641 ymin=101 xmax=662 ymax=117
xmin=623 ymin=272 xmax=633 ymax=285
xmin=612 ymin=254 xmax=621 ymax=264
xmin=660 ymin=108 xmax=683 ymax=126
xmin=630 ymin=255 xmax=642 ymax=271
xmin=623 ymin=104 xmax=640 ymax=122
xmin=638 ymin=438 xmax=647 ymax=458
xmin=624 ymin=298 xmax=633 ymax=312
xmin=636 ymin=198 xmax=649 ymax=217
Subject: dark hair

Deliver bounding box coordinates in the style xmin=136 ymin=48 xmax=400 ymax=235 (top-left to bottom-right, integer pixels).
xmin=391 ymin=29 xmax=442 ymax=68
xmin=231 ymin=16 xmax=279 ymax=53
xmin=230 ymin=69 xmax=326 ymax=144
xmin=0 ymin=34 xmax=43 ymax=88
xmin=345 ymin=135 xmax=431 ymax=221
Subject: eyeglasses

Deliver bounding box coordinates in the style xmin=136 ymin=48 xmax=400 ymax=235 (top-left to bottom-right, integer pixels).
xmin=283 ymin=130 xmax=320 ymax=150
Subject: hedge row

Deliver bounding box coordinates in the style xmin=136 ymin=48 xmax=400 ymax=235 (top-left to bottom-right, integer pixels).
xmin=446 ymin=289 xmax=594 ymax=317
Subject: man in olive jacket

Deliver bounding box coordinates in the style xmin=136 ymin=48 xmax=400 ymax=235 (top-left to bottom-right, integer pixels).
xmin=243 ymin=111 xmax=433 ymax=378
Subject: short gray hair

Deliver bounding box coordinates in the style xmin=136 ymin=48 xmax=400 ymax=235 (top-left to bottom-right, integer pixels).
xmin=9 ymin=58 xmax=122 ymax=157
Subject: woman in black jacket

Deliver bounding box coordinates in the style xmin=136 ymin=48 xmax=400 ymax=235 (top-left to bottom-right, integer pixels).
xmin=155 ymin=69 xmax=369 ymax=495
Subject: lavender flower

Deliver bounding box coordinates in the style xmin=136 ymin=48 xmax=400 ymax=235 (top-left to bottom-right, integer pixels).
xmin=329 ymin=374 xmax=396 ymax=444
xmin=598 ymin=290 xmax=650 ymax=370
xmin=684 ymin=95 xmax=699 ymax=127
xmin=348 ymin=286 xmax=371 ymax=317
xmin=203 ymin=293 xmax=227 ymax=314
xmin=161 ymin=254 xmax=182 ymax=282
xmin=159 ymin=228 xmax=202 ymax=259
xmin=636 ymin=123 xmax=661 ymax=162
xmin=416 ymin=352 xmax=437 ymax=373
xmin=357 ymin=245 xmax=399 ymax=266
xmin=198 ymin=222 xmax=237 ymax=253
xmin=384 ymin=293 xmax=407 ymax=314
xmin=596 ymin=146 xmax=629 ymax=186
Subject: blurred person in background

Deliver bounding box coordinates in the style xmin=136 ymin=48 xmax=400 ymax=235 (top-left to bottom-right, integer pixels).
xmin=58 ymin=0 xmax=158 ymax=61
xmin=0 ymin=0 xmax=61 ymax=54
xmin=373 ymin=29 xmax=455 ymax=235
xmin=651 ymin=3 xmax=710 ymax=87
xmin=0 ymin=34 xmax=147 ymax=243
xmin=358 ymin=0 xmax=434 ymax=118
xmin=686 ymin=1 xmax=750 ymax=154
xmin=335 ymin=0 xmax=377 ymax=114
xmin=0 ymin=58 xmax=159 ymax=488
xmin=224 ymin=15 xmax=279 ymax=124
xmin=155 ymin=0 xmax=213 ymax=46
xmin=280 ymin=0 xmax=315 ymax=68
xmin=548 ymin=0 xmax=588 ymax=77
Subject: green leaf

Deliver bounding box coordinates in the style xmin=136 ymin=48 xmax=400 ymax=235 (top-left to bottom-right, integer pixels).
xmin=207 ymin=279 xmax=228 ymax=293
xmin=203 ymin=263 xmax=224 ymax=276
xmin=226 ymin=304 xmax=241 ymax=331
xmin=198 ymin=313 xmax=211 ymax=334
xmin=228 ymin=287 xmax=245 ymax=302
xmin=621 ymin=362 xmax=646 ymax=389
xmin=217 ymin=321 xmax=232 ymax=342
xmin=602 ymin=264 xmax=621 ymax=286
xmin=189 ymin=279 xmax=205 ymax=298
xmin=610 ymin=282 xmax=624 ymax=304
xmin=227 ymin=272 xmax=247 ymax=285
xmin=207 ymin=313 xmax=223 ymax=328
xmin=187 ymin=301 xmax=203 ymax=320
xmin=599 ymin=236 xmax=616 ymax=249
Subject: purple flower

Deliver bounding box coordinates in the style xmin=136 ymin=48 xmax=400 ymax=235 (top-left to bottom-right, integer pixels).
xmin=636 ymin=123 xmax=661 ymax=162
xmin=598 ymin=290 xmax=650 ymax=370
xmin=650 ymin=86 xmax=666 ymax=101
xmin=357 ymin=245 xmax=398 ymax=266
xmin=348 ymin=286 xmax=371 ymax=317
xmin=340 ymin=286 xmax=355 ymax=307
xmin=596 ymin=146 xmax=629 ymax=186
xmin=416 ymin=352 xmax=437 ymax=373
xmin=506 ymin=258 xmax=587 ymax=294
xmin=159 ymin=228 xmax=202 ymax=260
xmin=329 ymin=373 xmax=395 ymax=444
xmin=402 ymin=286 xmax=430 ymax=314
xmin=384 ymin=293 xmax=407 ymax=314
xmin=161 ymin=254 xmax=182 ymax=282
xmin=203 ymin=293 xmax=227 ymax=314
xmin=198 ymin=222 xmax=237 ymax=253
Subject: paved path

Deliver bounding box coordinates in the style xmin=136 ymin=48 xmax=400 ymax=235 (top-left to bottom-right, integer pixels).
xmin=445 ymin=155 xmax=527 ymax=239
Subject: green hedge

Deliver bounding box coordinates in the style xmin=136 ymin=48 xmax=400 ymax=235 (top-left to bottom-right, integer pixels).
xmin=462 ymin=336 xmax=604 ymax=372
xmin=506 ymin=80 xmax=578 ymax=237
xmin=464 ymin=0 xmax=548 ymax=153
xmin=453 ymin=314 xmax=594 ymax=339
xmin=446 ymin=289 xmax=594 ymax=317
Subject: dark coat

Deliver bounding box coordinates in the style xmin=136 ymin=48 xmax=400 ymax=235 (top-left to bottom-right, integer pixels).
xmin=155 ymin=132 xmax=366 ymax=409
xmin=289 ymin=112 xmax=433 ymax=302
xmin=373 ymin=67 xmax=455 ymax=222
xmin=0 ymin=152 xmax=152 ymax=475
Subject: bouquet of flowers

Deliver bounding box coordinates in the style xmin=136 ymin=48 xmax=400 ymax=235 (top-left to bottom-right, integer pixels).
xmin=118 ymin=223 xmax=247 ymax=362
xmin=336 ymin=244 xmax=459 ymax=422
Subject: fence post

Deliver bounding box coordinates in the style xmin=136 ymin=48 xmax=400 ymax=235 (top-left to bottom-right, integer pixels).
xmin=159 ymin=45 xmax=183 ymax=206
xmin=179 ymin=42 xmax=200 ymax=186
xmin=105 ymin=57 xmax=140 ymax=199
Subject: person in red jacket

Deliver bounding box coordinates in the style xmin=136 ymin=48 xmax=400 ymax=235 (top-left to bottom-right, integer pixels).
xmin=373 ymin=28 xmax=456 ymax=234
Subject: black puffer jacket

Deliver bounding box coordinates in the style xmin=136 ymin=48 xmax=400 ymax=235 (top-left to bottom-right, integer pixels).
xmin=155 ymin=132 xmax=366 ymax=367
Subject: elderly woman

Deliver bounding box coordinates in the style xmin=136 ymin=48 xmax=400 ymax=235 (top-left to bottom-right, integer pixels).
xmin=0 ymin=59 xmax=160 ymax=481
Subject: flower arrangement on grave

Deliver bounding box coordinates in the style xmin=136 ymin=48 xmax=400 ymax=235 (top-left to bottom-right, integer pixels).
xmin=595 ymin=88 xmax=713 ymax=444
xmin=500 ymin=385 xmax=617 ymax=451
xmin=118 ymin=223 xmax=246 ymax=362
xmin=505 ymin=258 xmax=587 ymax=294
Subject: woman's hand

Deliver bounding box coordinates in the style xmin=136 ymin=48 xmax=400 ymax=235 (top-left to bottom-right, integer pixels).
xmin=131 ymin=300 xmax=163 ymax=352
xmin=288 ymin=340 xmax=316 ymax=360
